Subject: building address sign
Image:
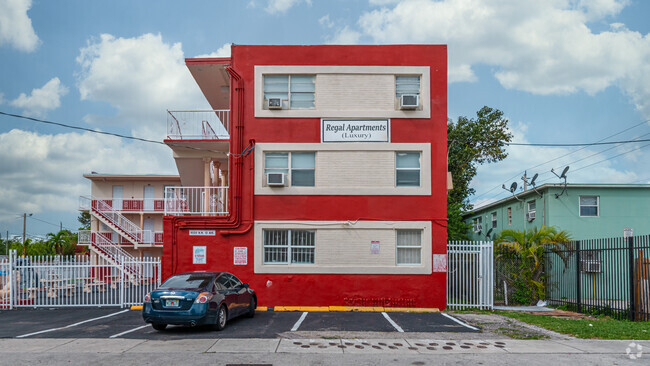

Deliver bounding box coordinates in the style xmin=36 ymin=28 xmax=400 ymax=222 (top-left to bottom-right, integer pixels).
xmin=322 ymin=119 xmax=389 ymax=142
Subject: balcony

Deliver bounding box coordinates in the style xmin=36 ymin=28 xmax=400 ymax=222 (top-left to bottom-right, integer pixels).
xmin=167 ymin=110 xmax=230 ymax=140
xmin=164 ymin=186 xmax=229 ymax=216
xmin=79 ymin=198 xmax=165 ymax=213
xmin=78 ymin=230 xmax=164 ymax=246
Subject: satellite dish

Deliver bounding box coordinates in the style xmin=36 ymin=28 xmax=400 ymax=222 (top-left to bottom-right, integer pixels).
xmin=530 ymin=173 xmax=538 ymax=186
xmin=560 ymin=166 xmax=570 ymax=179
xmin=509 ymin=182 xmax=518 ymax=193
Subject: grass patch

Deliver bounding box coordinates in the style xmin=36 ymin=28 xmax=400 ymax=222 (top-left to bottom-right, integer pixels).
xmin=497 ymin=312 xmax=650 ymax=339
xmin=495 ymin=327 xmax=550 ymax=340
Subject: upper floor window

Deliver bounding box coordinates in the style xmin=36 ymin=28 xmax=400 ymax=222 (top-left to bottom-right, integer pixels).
xmin=396 ymin=230 xmax=422 ymax=265
xmin=527 ymin=200 xmax=536 ymax=221
xmin=395 ymin=152 xmax=420 ymax=187
xmin=491 ymin=212 xmax=497 ymax=228
xmin=579 ymin=196 xmax=599 ymax=217
xmin=507 ymin=207 xmax=512 ymax=225
xmin=473 ymin=217 xmax=482 ymax=233
xmin=264 ymin=75 xmax=315 ymax=109
xmin=264 ymin=152 xmax=315 ymax=187
xmin=395 ymin=75 xmax=420 ymax=98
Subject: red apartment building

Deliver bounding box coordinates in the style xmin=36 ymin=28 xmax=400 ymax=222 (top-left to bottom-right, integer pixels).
xmin=161 ymin=44 xmax=449 ymax=309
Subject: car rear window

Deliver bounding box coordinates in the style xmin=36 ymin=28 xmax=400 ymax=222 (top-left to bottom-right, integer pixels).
xmin=159 ymin=274 xmax=213 ymax=290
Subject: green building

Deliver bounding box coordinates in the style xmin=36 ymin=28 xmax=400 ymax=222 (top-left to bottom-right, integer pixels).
xmin=463 ymin=184 xmax=650 ymax=241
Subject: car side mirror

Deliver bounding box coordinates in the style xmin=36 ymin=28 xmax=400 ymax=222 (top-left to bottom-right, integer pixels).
xmin=242 ymin=283 xmax=249 ymax=288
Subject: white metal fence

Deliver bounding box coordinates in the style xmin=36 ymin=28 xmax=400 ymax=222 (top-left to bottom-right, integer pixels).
xmin=447 ymin=240 xmax=494 ymax=310
xmin=0 ymin=250 xmax=160 ymax=309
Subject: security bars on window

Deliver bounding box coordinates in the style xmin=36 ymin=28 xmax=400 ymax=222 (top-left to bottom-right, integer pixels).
xmin=263 ymin=229 xmax=316 ymax=264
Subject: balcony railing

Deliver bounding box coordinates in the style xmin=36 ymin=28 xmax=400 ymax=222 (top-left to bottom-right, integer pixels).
xmin=80 ymin=230 xmax=164 ymax=245
xmin=164 ymin=186 xmax=229 ymax=216
xmin=167 ymin=110 xmax=230 ymax=140
xmin=80 ymin=198 xmax=165 ymax=212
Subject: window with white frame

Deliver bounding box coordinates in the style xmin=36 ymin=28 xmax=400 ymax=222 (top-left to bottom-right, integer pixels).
xmin=491 ymin=212 xmax=497 ymax=229
xmin=396 ymin=229 xmax=422 ymax=265
xmin=527 ymin=200 xmax=536 ymax=220
xmin=263 ymin=229 xmax=315 ymax=264
xmin=579 ymin=195 xmax=599 ymax=217
xmin=507 ymin=207 xmax=512 ymax=225
xmin=473 ymin=217 xmax=482 ymax=233
xmin=264 ymin=152 xmax=315 ymax=187
xmin=395 ymin=152 xmax=421 ymax=187
xmin=395 ymin=75 xmax=421 ymax=98
xmin=263 ymin=75 xmax=315 ymax=109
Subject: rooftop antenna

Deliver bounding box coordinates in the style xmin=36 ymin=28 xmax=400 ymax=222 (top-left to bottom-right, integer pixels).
xmin=502 ymin=181 xmax=523 ymax=201
xmin=551 ymin=166 xmax=570 ymax=198
xmin=529 ymin=172 xmax=543 ymax=198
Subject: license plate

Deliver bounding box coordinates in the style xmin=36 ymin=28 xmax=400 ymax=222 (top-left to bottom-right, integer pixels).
xmin=166 ymin=299 xmax=179 ymax=307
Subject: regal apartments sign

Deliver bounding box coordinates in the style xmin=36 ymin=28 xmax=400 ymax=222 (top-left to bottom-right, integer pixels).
xmin=321 ymin=119 xmax=390 ymax=142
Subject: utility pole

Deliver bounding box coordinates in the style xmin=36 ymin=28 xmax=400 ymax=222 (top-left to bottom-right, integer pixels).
xmin=22 ymin=213 xmax=32 ymax=256
xmin=522 ymin=171 xmax=528 ymax=191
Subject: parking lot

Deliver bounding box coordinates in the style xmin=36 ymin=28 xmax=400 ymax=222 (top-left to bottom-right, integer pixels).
xmin=0 ymin=308 xmax=478 ymax=340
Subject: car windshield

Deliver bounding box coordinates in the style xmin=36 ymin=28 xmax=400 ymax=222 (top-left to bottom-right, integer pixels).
xmin=159 ymin=274 xmax=213 ymax=290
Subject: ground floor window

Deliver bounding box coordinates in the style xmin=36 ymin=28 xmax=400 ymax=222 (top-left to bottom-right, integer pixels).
xmin=263 ymin=229 xmax=315 ymax=264
xmin=396 ymin=229 xmax=422 ymax=265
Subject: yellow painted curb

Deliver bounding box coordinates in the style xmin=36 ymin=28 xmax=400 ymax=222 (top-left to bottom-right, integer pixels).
xmin=274 ymin=306 xmax=329 ymax=312
xmin=329 ymin=306 xmax=385 ymax=312
xmin=130 ymin=305 xmax=143 ymax=311
xmin=256 ymin=306 xmax=268 ymax=311
xmin=384 ymin=307 xmax=439 ymax=313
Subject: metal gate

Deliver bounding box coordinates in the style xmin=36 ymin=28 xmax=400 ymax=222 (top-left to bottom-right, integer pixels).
xmin=0 ymin=250 xmax=160 ymax=309
xmin=447 ymin=241 xmax=494 ymax=309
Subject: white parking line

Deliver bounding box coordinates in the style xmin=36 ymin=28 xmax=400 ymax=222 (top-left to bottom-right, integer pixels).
xmin=109 ymin=324 xmax=150 ymax=338
xmin=381 ymin=312 xmax=404 ymax=332
xmin=290 ymin=312 xmax=308 ymax=331
xmin=16 ymin=309 xmax=130 ymax=338
xmin=440 ymin=312 xmax=480 ymax=331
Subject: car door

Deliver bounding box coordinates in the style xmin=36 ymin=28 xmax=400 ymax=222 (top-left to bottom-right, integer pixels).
xmin=216 ymin=273 xmax=239 ymax=317
xmin=228 ymin=273 xmax=251 ymax=314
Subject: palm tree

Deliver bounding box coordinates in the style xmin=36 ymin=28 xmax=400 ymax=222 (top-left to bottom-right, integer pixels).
xmin=46 ymin=230 xmax=72 ymax=255
xmin=495 ymin=225 xmax=572 ymax=304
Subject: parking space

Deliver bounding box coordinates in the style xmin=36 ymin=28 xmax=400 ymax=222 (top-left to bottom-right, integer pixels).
xmin=0 ymin=308 xmax=478 ymax=339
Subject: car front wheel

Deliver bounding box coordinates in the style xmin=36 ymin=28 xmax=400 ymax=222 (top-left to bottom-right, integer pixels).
xmin=246 ymin=298 xmax=256 ymax=318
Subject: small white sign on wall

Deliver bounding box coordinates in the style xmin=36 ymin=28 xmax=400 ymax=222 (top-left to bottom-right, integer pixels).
xmin=193 ymin=246 xmax=207 ymax=264
xmin=189 ymin=230 xmax=216 ymax=236
xmin=370 ymin=241 xmax=380 ymax=254
xmin=433 ymin=254 xmax=447 ymax=272
xmin=234 ymin=247 xmax=248 ymax=265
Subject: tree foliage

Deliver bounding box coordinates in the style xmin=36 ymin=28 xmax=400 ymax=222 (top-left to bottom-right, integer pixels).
xmin=495 ymin=225 xmax=573 ymax=305
xmin=447 ymin=106 xmax=512 ymax=240
xmin=78 ymin=212 xmax=91 ymax=230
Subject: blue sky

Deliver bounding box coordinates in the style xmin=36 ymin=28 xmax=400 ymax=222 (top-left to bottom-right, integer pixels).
xmin=1 ymin=0 xmax=649 ymax=238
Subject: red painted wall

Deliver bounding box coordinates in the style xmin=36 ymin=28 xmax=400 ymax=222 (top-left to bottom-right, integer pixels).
xmin=163 ymin=45 xmax=448 ymax=309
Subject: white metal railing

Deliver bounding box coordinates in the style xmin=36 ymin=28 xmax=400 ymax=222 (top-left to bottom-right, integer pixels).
xmin=0 ymin=250 xmax=160 ymax=308
xmin=80 ymin=197 xmax=165 ymax=212
xmin=167 ymin=110 xmax=230 ymax=140
xmin=447 ymin=240 xmax=494 ymax=310
xmin=164 ymin=186 xmax=229 ymax=216
xmin=92 ymin=232 xmax=142 ymax=278
xmin=81 ymin=196 xmax=145 ymax=245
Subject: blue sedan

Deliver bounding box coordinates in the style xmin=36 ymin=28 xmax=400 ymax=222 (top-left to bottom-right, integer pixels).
xmin=142 ymin=271 xmax=256 ymax=331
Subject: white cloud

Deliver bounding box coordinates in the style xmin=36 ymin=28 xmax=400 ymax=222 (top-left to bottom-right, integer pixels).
xmin=265 ymin=0 xmax=311 ymax=14
xmin=319 ymin=15 xmax=334 ymax=29
xmin=369 ymin=0 xmax=401 ymax=5
xmin=334 ymin=0 xmax=650 ymax=118
xmin=10 ymin=77 xmax=68 ymax=117
xmin=0 ymin=129 xmax=176 ymax=221
xmin=76 ymin=33 xmax=209 ymax=139
xmin=0 ymin=0 xmax=39 ymax=52
xmin=0 ymin=92 xmax=4 ymax=104
xmin=194 ymin=43 xmax=231 ymax=58
xmin=326 ymin=26 xmax=362 ymax=45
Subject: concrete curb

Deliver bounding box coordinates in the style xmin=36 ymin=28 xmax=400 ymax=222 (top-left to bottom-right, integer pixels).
xmin=130 ymin=305 xmax=143 ymax=311
xmin=263 ymin=306 xmax=440 ymax=313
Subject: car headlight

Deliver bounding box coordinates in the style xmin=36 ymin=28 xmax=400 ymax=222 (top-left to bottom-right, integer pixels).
xmin=144 ymin=293 xmax=151 ymax=303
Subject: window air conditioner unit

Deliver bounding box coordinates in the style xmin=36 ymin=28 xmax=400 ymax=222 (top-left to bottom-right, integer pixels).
xmin=267 ymin=98 xmax=283 ymax=110
xmin=266 ymin=172 xmax=285 ymax=187
xmin=400 ymin=94 xmax=419 ymax=109
xmin=526 ymin=211 xmax=536 ymax=221
xmin=581 ymin=261 xmax=602 ymax=273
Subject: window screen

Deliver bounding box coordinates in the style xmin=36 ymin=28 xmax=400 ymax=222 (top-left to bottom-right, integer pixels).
xmin=396 ymin=230 xmax=422 ymax=265
xmin=291 ymin=152 xmax=315 ymax=186
xmin=396 ymin=76 xmax=421 ymax=98
xmin=579 ymin=196 xmax=599 ymax=216
xmin=396 ymin=152 xmax=421 ymax=187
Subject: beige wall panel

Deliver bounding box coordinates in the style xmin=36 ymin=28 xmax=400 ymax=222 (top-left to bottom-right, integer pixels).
xmin=316 ymin=74 xmax=394 ymax=111
xmin=316 ymin=151 xmax=394 ymax=188
xmin=317 ymin=229 xmax=396 ymax=266
xmin=254 ymin=220 xmax=432 ymax=274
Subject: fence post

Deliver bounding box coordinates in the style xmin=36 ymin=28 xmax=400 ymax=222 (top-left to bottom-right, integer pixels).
xmin=628 ymin=236 xmax=635 ymax=321
xmin=8 ymin=250 xmax=14 ymax=310
xmin=575 ymin=240 xmax=581 ymax=314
